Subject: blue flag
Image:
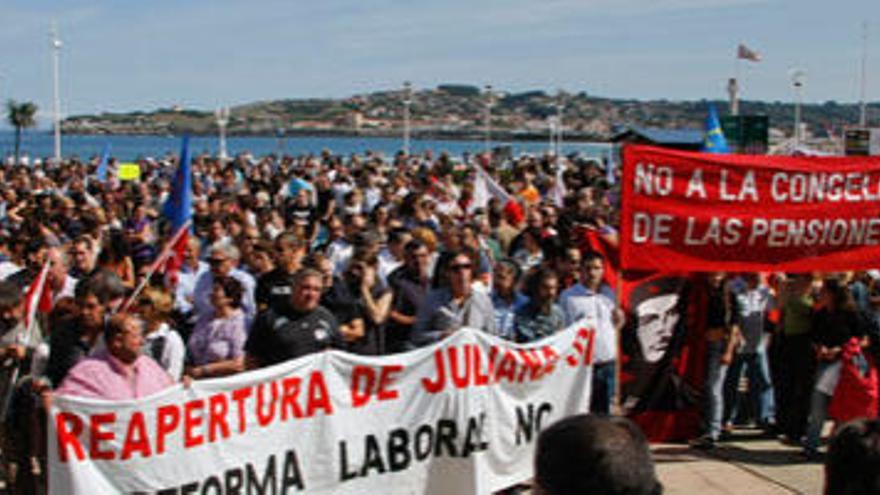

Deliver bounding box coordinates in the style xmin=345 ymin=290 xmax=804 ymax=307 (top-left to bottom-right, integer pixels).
xmin=288 ymin=177 xmax=314 ymax=198
xmin=163 ymin=135 xmax=193 ymax=232
xmin=702 ymin=104 xmax=730 ymax=154
xmin=95 ymin=144 xmax=111 ymax=182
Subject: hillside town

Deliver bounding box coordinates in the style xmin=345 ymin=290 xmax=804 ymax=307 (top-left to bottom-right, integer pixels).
xmin=62 ymin=85 xmax=878 ymax=147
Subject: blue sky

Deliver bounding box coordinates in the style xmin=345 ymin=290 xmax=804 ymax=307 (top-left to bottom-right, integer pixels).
xmin=0 ymin=0 xmax=877 ymax=126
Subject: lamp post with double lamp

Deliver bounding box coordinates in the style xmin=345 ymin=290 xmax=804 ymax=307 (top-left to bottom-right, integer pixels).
xmin=215 ymin=106 xmax=230 ymax=163
xmin=50 ymin=23 xmax=63 ymax=165
xmin=484 ymin=85 xmax=494 ymax=156
xmin=790 ymin=69 xmax=806 ymax=147
xmin=402 ymin=81 xmax=412 ymax=157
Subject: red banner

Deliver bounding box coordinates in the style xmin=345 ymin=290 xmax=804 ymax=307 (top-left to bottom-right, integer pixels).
xmin=621 ymin=145 xmax=880 ymax=272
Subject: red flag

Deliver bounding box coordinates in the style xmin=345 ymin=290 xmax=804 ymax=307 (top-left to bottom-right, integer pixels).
xmin=23 ymin=261 xmax=51 ymax=333
xmin=161 ymin=227 xmax=190 ymax=286
xmin=737 ymin=43 xmax=762 ymax=62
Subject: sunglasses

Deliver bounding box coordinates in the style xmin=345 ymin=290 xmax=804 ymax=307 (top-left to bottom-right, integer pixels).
xmin=450 ymin=263 xmax=472 ymax=272
xmin=209 ymin=257 xmax=228 ymax=265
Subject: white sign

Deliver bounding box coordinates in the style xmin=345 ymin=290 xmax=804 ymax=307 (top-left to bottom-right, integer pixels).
xmin=49 ymin=322 xmax=596 ymax=494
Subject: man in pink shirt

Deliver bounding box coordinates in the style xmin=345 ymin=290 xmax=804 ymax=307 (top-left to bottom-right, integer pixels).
xmin=55 ymin=313 xmax=173 ymax=400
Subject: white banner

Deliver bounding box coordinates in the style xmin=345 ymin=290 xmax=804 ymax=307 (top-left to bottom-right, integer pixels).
xmin=49 ymin=321 xmax=596 ymax=494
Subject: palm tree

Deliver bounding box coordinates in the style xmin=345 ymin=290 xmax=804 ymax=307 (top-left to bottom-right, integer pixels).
xmin=6 ymin=100 xmax=38 ymax=165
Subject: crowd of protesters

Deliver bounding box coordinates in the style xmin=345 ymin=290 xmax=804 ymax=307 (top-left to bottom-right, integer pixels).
xmin=0 ymin=146 xmax=875 ymax=492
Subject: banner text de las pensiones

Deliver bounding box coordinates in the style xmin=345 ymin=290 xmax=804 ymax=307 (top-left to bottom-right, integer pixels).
xmin=621 ymin=146 xmax=880 ymax=272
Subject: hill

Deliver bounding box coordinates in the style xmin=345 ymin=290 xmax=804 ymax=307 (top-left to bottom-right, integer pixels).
xmin=61 ymin=86 xmax=879 ymax=141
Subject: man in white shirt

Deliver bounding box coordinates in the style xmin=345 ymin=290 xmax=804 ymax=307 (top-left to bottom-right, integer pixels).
xmin=378 ymin=228 xmax=411 ymax=288
xmin=173 ymin=237 xmax=208 ymax=318
xmin=47 ymin=248 xmax=77 ymax=304
xmin=559 ymin=251 xmax=624 ymax=415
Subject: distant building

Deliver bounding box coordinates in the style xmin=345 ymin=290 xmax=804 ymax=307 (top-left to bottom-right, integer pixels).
xmin=611 ymin=126 xmax=704 ymax=151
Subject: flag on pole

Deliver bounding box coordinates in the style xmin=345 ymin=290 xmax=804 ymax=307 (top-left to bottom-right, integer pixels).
xmin=470 ymin=159 xmax=524 ymax=225
xmin=95 ymin=143 xmax=111 ymax=182
xmin=737 ymin=44 xmax=762 ymax=62
xmin=161 ymin=136 xmax=193 ymax=281
xmin=23 ymin=261 xmax=52 ymax=335
xmin=702 ymin=104 xmax=730 ymax=154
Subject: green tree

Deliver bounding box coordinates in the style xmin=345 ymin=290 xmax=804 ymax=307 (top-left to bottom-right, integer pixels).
xmin=6 ymin=100 xmax=38 ymax=165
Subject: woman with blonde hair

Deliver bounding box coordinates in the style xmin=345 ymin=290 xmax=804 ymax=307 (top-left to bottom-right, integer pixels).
xmin=138 ymin=287 xmax=185 ymax=381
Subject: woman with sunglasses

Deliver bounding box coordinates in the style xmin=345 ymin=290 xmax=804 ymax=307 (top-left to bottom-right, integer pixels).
xmin=411 ymin=250 xmax=495 ymax=347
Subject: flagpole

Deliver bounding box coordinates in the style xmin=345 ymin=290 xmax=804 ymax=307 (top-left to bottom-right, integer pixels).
xmin=732 ymin=54 xmax=741 ymax=116
xmin=117 ymin=220 xmax=191 ymax=313
xmin=614 ymin=273 xmax=623 ymax=416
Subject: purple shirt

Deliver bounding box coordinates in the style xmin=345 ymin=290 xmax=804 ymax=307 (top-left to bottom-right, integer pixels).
xmin=55 ymin=350 xmax=173 ymax=400
xmin=187 ymin=310 xmax=247 ymax=366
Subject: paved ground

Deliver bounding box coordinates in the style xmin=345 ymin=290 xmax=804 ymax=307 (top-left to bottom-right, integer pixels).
xmin=655 ymin=428 xmax=825 ymax=494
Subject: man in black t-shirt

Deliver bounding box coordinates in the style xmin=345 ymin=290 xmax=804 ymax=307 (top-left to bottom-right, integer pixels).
xmin=285 ymin=189 xmax=315 ymax=227
xmin=255 ymin=233 xmax=306 ymax=313
xmin=245 ymin=268 xmax=341 ymax=368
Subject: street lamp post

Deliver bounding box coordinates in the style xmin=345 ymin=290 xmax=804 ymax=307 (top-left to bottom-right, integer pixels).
xmin=555 ymin=93 xmax=564 ymax=158
xmin=547 ymin=116 xmax=557 ymax=155
xmin=484 ymin=85 xmax=494 ymax=156
xmin=790 ymin=69 xmax=806 ymax=147
xmin=215 ymin=106 xmax=230 ymax=163
xmin=50 ymin=23 xmax=63 ymax=165
xmin=402 ymin=81 xmax=412 ymax=156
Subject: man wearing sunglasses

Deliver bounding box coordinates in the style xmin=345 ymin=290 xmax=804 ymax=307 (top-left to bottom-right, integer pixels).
xmin=192 ymin=242 xmax=256 ymax=329
xmin=411 ymin=251 xmax=495 ymax=347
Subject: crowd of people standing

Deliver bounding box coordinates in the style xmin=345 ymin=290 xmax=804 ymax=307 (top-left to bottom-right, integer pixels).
xmin=0 ymin=146 xmax=875 ymax=492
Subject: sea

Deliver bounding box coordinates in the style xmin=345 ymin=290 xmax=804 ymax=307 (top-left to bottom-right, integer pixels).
xmin=0 ymin=131 xmax=612 ymax=162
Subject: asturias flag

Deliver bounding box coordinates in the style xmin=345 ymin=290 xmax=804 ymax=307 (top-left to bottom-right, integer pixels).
xmin=702 ymin=104 xmax=730 ymax=154
xmin=161 ymin=136 xmax=193 ymax=281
